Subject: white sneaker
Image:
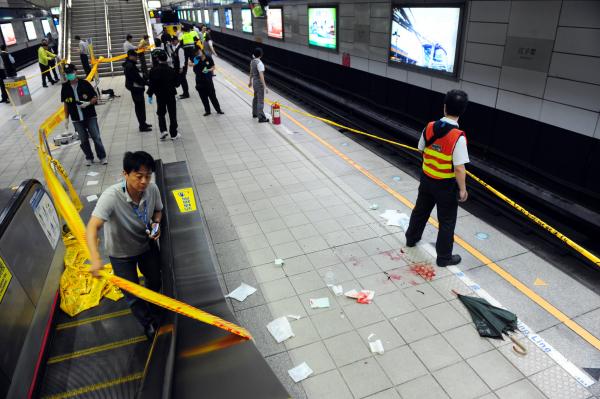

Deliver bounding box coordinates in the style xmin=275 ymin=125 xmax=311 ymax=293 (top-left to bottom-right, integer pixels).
xmin=100 ymin=158 xmax=108 ymax=165
xmin=85 ymin=159 xmax=92 ymax=166
xmin=171 ymin=134 xmax=181 ymax=140
xmin=159 ymin=132 xmax=169 ymax=141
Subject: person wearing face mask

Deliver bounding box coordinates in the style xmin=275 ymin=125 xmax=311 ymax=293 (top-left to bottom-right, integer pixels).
xmin=123 ymin=49 xmax=152 ymax=132
xmin=193 ymin=48 xmax=223 ymax=116
xmin=61 ymin=64 xmax=107 ymax=166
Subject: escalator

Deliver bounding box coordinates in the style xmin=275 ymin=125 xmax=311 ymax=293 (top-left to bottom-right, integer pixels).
xmin=1 ymin=161 xmax=290 ymax=399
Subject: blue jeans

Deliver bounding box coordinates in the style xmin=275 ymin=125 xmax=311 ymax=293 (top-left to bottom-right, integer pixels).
xmin=73 ymin=117 xmax=106 ymax=161
xmin=109 ymin=244 xmax=162 ymax=328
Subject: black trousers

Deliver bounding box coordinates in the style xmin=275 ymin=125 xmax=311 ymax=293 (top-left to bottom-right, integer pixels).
xmin=196 ymin=80 xmax=221 ymax=114
xmin=156 ymin=94 xmax=178 ymax=136
xmin=130 ymin=88 xmax=147 ymax=128
xmin=39 ymin=63 xmax=55 ymax=86
xmin=0 ymin=69 xmax=8 ymax=102
xmin=47 ymin=58 xmax=59 ymax=81
xmin=178 ymin=66 xmax=189 ymax=96
xmin=405 ymin=173 xmax=458 ymax=261
xmin=80 ymin=53 xmax=91 ymax=76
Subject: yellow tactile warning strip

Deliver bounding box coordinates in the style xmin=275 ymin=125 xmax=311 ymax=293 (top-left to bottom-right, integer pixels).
xmin=55 ymin=309 xmax=132 ymax=331
xmin=40 ymin=372 xmax=143 ymax=399
xmin=216 ymin=67 xmax=600 ymax=351
xmin=46 ymin=335 xmax=147 ymax=365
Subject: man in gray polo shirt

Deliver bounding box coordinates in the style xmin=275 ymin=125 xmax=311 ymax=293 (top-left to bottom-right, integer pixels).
xmin=86 ymin=151 xmax=163 ymax=338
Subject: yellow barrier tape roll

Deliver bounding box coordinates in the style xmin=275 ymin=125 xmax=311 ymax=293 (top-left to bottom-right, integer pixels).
xmin=218 ymin=67 xmax=600 ymax=269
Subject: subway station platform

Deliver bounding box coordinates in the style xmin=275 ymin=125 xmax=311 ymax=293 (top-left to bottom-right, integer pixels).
xmin=2 ymin=58 xmax=599 ymax=399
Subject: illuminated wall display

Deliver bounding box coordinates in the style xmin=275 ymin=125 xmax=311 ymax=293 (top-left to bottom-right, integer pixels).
xmin=267 ymin=7 xmax=283 ymax=39
xmin=1 ymin=23 xmax=16 ymax=46
xmin=389 ymin=6 xmax=462 ymax=75
xmin=24 ymin=20 xmax=37 ymax=41
xmin=204 ymin=10 xmax=210 ymax=25
xmin=41 ymin=19 xmax=52 ymax=35
xmin=241 ymin=9 xmax=252 ymax=33
xmin=308 ymin=7 xmax=337 ymax=50
xmin=213 ymin=9 xmax=220 ymax=27
xmin=225 ymin=8 xmax=233 ymax=29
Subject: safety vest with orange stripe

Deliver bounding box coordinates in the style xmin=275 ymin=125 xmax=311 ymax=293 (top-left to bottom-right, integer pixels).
xmin=422 ymin=121 xmax=465 ymax=179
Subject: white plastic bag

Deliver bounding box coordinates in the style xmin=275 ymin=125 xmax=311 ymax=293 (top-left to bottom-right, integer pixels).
xmin=288 ymin=362 xmax=313 ymax=382
xmin=225 ymin=283 xmax=257 ymax=302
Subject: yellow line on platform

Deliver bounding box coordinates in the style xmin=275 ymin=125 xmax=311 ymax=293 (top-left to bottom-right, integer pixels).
xmin=41 ymin=372 xmax=143 ymax=399
xmin=55 ymin=309 xmax=132 ymax=330
xmin=47 ymin=335 xmax=147 ymax=365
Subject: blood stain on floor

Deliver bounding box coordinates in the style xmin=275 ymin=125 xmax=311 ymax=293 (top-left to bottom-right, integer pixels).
xmin=409 ymin=263 xmax=436 ymax=281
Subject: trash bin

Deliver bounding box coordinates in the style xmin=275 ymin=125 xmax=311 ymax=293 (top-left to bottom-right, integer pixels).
xmin=5 ymin=76 xmax=32 ymax=106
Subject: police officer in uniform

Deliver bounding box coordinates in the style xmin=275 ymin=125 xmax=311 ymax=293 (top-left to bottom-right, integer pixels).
xmin=180 ymin=25 xmax=199 ymax=64
xmin=147 ymin=49 xmax=180 ymax=140
xmin=170 ymin=36 xmax=190 ymax=99
xmin=405 ymin=89 xmax=469 ymax=267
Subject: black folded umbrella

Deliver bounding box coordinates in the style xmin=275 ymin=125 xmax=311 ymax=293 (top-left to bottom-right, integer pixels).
xmin=453 ymin=290 xmax=527 ymax=354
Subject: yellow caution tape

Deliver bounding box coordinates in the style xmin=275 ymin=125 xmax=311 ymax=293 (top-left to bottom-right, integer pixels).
xmin=218 ymin=67 xmax=600 ymax=269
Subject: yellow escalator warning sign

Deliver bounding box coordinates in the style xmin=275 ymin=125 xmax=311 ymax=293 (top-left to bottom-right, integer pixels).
xmin=0 ymin=256 xmax=12 ymax=304
xmin=172 ymin=188 xmax=197 ymax=213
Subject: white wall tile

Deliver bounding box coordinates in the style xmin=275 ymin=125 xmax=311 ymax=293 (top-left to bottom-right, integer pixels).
xmin=351 ymin=56 xmax=369 ymax=72
xmin=462 ymin=62 xmax=501 ymax=87
xmin=469 ymin=1 xmax=511 ymax=23
xmin=559 ymin=1 xmax=600 ymax=29
xmin=460 ymin=81 xmax=498 ymax=107
xmin=554 ymin=27 xmax=600 ymax=57
xmin=549 ymin=53 xmax=600 ymax=86
xmin=386 ymin=65 xmax=407 ymax=82
xmin=508 ymin=1 xmax=561 ymax=40
xmin=544 ymin=77 xmax=600 ymax=112
xmin=496 ymin=90 xmax=542 ymax=120
xmin=431 ymin=77 xmax=461 ymax=94
xmin=499 ymin=66 xmax=547 ymax=98
xmin=464 ymin=42 xmax=505 ymax=66
xmin=368 ymin=60 xmax=387 ymax=77
xmin=407 ymin=71 xmax=432 ymax=90
xmin=467 ymin=22 xmax=508 ymax=45
xmin=540 ymin=100 xmax=598 ymax=136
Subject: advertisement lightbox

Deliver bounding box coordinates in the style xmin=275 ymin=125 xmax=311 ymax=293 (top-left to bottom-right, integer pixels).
xmin=24 ymin=21 xmax=37 ymax=40
xmin=389 ymin=6 xmax=462 ymax=75
xmin=267 ymin=7 xmax=283 ymax=40
xmin=204 ymin=10 xmax=210 ymax=25
xmin=147 ymin=0 xmax=161 ymax=9
xmin=1 ymin=23 xmax=16 ymax=46
xmin=213 ymin=9 xmax=220 ymax=27
xmin=308 ymin=7 xmax=337 ymax=50
xmin=225 ymin=8 xmax=233 ymax=29
xmin=197 ymin=10 xmax=202 ymax=23
xmin=241 ymin=9 xmax=252 ymax=33
xmin=41 ymin=19 xmax=52 ymax=35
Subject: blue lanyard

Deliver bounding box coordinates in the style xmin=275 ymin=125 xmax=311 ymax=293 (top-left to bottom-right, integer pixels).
xmin=132 ymin=201 xmax=148 ymax=228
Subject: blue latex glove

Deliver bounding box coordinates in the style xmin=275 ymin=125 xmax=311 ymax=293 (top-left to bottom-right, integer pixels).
xmin=147 ymin=96 xmax=153 ymax=105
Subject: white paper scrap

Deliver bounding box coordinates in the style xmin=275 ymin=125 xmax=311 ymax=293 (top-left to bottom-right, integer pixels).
xmin=267 ymin=317 xmax=295 ymax=343
xmin=287 ymin=315 xmax=302 ymax=320
xmin=329 ymin=284 xmax=343 ymax=296
xmin=274 ymin=258 xmax=284 ymax=266
xmin=369 ymin=340 xmax=384 ymax=354
xmin=309 ymin=297 xmax=330 ymax=309
xmin=379 ymin=210 xmax=398 ymax=220
xmin=369 ymin=203 xmax=379 ymax=210
xmin=87 ymin=171 xmax=99 ymax=177
xmin=288 ymin=362 xmax=313 ymax=383
xmin=225 ymin=283 xmax=257 ymax=302
xmin=86 ymin=194 xmax=98 ymax=202
xmin=344 ymin=289 xmax=359 ymax=299
xmin=386 ymin=213 xmax=410 ymax=231
xmin=86 ymin=180 xmax=99 ymax=186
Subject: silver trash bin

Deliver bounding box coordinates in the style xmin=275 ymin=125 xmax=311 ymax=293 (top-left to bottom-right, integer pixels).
xmin=5 ymin=76 xmax=32 ymax=106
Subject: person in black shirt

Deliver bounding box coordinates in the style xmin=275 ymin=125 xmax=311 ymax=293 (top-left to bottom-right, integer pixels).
xmin=169 ymin=37 xmax=190 ymax=99
xmin=61 ymin=64 xmax=107 ymax=166
xmin=160 ymin=26 xmax=172 ymax=51
xmin=147 ymin=49 xmax=180 ymax=140
xmin=193 ymin=49 xmax=223 ymax=116
xmin=123 ymin=49 xmax=152 ymax=132
xmin=0 ymin=45 xmax=17 ymax=78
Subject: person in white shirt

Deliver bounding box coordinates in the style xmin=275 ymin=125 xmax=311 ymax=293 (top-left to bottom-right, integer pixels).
xmin=123 ymin=34 xmax=138 ymax=54
xmin=405 ymin=89 xmax=470 ymax=267
xmin=248 ymin=47 xmax=268 ymax=122
xmin=75 ymin=35 xmax=92 ymax=76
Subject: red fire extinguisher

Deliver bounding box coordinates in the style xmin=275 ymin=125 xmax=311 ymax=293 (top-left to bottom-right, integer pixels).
xmin=271 ymin=102 xmax=281 ymax=125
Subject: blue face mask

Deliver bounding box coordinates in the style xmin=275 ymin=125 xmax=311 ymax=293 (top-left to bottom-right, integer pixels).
xmin=66 ymin=73 xmax=76 ymax=81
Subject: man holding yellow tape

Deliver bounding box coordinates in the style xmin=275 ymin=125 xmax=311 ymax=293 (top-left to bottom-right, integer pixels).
xmin=87 ymin=151 xmax=163 ymax=339
xmin=405 ymin=89 xmax=469 ymax=267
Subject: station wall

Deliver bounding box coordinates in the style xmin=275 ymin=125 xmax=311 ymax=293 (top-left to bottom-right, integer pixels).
xmin=198 ymin=0 xmax=600 ymax=139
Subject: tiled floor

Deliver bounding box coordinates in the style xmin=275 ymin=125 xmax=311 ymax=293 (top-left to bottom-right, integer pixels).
xmin=2 ymin=59 xmax=598 ymax=399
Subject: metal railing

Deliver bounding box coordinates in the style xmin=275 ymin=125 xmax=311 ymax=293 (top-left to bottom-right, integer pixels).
xmin=104 ymin=0 xmax=114 ymax=73
xmin=58 ymin=0 xmax=70 ymax=61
